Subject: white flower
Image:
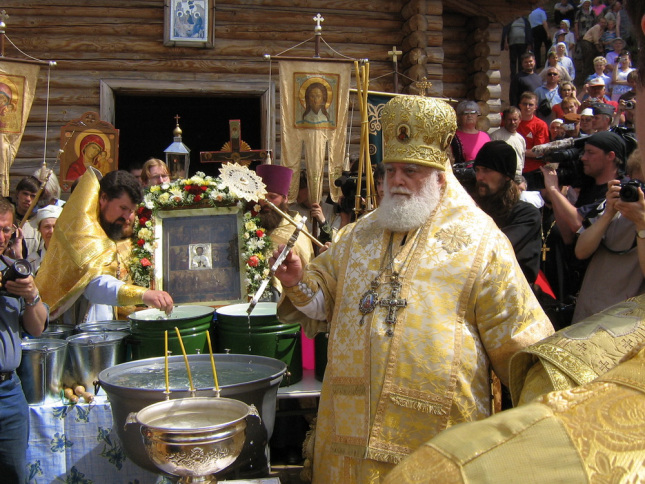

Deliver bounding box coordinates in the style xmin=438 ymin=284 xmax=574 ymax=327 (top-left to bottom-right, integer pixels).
xmin=253 ymin=204 xmax=261 ymax=213
xmin=256 ymin=239 xmax=265 ymax=249
xmin=170 ymin=187 xmax=183 ymax=198
xmin=244 ymin=232 xmax=250 ymax=239
xmin=143 ymin=242 xmax=154 ymax=253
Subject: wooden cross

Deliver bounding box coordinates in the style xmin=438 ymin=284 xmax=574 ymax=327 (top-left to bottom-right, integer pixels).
xmin=200 ymin=119 xmax=267 ymax=167
xmin=0 ymin=10 xmax=8 ymax=57
xmin=388 ymin=46 xmax=402 ymax=92
xmin=379 ymin=273 xmax=407 ymax=336
xmin=412 ymin=77 xmax=433 ymax=97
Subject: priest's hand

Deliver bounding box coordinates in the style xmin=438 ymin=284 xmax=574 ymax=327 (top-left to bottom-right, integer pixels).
xmin=270 ymin=244 xmax=304 ymax=288
xmin=143 ymin=290 xmax=174 ymax=315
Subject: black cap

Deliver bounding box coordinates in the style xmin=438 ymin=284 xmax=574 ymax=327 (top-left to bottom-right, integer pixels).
xmin=473 ymin=140 xmax=517 ymax=179
xmin=584 ymin=131 xmax=626 ymax=161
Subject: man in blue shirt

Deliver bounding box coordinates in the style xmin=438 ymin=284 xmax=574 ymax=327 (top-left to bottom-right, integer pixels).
xmin=529 ymin=4 xmax=552 ymax=68
xmin=0 ymin=196 xmax=48 ymax=483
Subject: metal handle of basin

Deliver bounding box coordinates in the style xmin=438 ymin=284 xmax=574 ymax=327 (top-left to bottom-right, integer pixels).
xmin=248 ymin=404 xmax=261 ymax=424
xmin=124 ymin=411 xmax=139 ymax=429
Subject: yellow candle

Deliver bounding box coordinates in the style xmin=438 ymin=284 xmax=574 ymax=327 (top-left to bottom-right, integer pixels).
xmin=205 ymin=331 xmax=220 ymax=395
xmin=174 ymin=327 xmax=194 ymax=392
xmin=164 ymin=330 xmax=169 ymax=393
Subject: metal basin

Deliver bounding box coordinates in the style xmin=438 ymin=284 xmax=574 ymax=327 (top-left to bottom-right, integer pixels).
xmin=98 ymin=353 xmax=286 ymax=478
xmin=129 ymin=397 xmax=257 ymax=482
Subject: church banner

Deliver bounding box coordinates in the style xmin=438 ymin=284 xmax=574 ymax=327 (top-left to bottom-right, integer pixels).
xmin=367 ymin=92 xmax=398 ymax=166
xmin=279 ymin=60 xmax=351 ymax=204
xmin=0 ymin=60 xmax=40 ymax=196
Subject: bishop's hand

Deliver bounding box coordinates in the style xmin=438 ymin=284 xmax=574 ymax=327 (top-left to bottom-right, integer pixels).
xmin=143 ymin=290 xmax=174 ymax=315
xmin=270 ymin=244 xmax=304 ymax=288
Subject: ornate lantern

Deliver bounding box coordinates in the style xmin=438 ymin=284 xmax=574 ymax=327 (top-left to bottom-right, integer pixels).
xmin=164 ymin=115 xmax=191 ymax=179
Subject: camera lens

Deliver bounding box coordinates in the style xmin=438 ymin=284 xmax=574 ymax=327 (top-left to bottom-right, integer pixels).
xmin=14 ymin=260 xmax=31 ymax=277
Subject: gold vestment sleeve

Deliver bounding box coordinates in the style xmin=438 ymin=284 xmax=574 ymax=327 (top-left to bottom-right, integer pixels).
xmin=283 ymin=273 xmax=319 ymax=306
xmin=117 ymin=284 xmax=148 ymax=306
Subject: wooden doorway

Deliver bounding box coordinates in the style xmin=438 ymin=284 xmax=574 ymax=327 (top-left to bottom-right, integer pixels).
xmin=100 ymin=79 xmax=275 ymax=178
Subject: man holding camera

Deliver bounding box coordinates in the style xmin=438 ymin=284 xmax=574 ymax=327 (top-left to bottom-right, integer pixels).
xmin=0 ymin=197 xmax=48 ymax=482
xmin=572 ymin=138 xmax=645 ymax=322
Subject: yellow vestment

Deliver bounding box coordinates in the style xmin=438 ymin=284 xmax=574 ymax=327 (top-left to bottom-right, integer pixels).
xmin=279 ymin=172 xmax=554 ymax=483
xmin=509 ymin=293 xmax=645 ymax=406
xmin=35 ymin=168 xmax=147 ymax=320
xmin=384 ymin=347 xmax=645 ymax=484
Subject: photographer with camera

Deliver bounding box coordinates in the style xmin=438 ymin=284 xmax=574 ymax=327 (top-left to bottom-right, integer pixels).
xmin=0 ymin=197 xmax=48 ymax=482
xmin=573 ymin=148 xmax=645 ymax=323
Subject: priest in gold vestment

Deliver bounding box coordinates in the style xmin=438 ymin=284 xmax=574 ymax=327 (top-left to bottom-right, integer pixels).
xmin=35 ymin=168 xmax=173 ymax=323
xmin=272 ymin=95 xmax=554 ymax=483
xmin=383 ymin=345 xmax=645 ymax=484
xmin=256 ymin=164 xmax=314 ymax=297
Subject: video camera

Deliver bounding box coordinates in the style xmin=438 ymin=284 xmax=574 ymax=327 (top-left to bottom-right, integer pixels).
xmin=0 ymin=259 xmax=33 ymax=296
xmin=619 ymin=179 xmax=645 ymax=202
xmin=334 ymin=171 xmax=367 ymax=215
xmin=523 ymin=138 xmax=585 ymax=190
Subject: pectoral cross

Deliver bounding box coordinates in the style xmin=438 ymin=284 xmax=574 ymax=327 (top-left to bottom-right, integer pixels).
xmin=200 ymin=119 xmax=267 ymax=168
xmin=379 ymin=273 xmax=407 ymax=336
xmin=541 ymin=245 xmax=550 ymax=261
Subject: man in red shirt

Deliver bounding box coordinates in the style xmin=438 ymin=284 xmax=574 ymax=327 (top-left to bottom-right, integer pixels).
xmin=517 ymin=91 xmax=549 ymax=175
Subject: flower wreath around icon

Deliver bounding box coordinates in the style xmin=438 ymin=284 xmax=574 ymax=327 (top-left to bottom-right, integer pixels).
xmin=129 ymin=167 xmax=272 ymax=297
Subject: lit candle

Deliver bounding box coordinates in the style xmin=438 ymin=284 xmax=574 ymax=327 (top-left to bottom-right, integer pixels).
xmin=205 ymin=331 xmax=220 ymax=396
xmin=164 ymin=330 xmax=169 ymax=393
xmin=174 ymin=326 xmax=194 ymax=392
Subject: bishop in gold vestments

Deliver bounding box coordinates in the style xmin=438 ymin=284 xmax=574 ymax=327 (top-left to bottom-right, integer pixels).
xmin=275 ymin=95 xmax=554 ymax=483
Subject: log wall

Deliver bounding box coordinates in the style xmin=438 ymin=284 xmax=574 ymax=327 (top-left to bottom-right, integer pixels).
xmin=2 ymin=0 xmax=536 ymax=190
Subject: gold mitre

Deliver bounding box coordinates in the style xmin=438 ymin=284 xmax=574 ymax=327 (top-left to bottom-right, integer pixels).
xmin=381 ymin=95 xmax=456 ymax=171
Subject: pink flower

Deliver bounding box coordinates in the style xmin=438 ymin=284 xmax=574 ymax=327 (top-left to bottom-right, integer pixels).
xmin=247 ymin=255 xmax=260 ymax=267
xmin=140 ymin=258 xmax=151 ymax=267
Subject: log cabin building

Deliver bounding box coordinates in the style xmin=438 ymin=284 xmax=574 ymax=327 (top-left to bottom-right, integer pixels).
xmin=2 ymin=0 xmax=538 ymax=191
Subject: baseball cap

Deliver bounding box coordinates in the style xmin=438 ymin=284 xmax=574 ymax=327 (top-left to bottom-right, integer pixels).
xmin=581 ymin=108 xmax=594 ymax=117
xmin=588 ymin=77 xmax=605 ymax=87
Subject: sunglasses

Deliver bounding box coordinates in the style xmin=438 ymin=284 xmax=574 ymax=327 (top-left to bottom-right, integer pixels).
xmin=547 ymin=72 xmax=559 ymax=77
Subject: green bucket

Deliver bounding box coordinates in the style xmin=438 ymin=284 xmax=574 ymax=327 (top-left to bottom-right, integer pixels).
xmin=128 ymin=306 xmax=214 ymax=360
xmin=216 ymin=303 xmax=302 ymax=386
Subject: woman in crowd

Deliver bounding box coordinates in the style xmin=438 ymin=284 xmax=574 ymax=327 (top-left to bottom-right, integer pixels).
xmin=540 ymin=51 xmax=572 ymax=82
xmin=454 ymin=100 xmax=490 ymax=162
xmin=611 ymin=50 xmax=635 ymax=102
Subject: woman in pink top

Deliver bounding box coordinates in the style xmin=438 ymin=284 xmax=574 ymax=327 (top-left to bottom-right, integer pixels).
xmin=455 ymin=100 xmax=490 ymax=162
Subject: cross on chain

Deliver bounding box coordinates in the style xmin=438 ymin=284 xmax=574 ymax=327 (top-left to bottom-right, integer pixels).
xmin=378 ymin=273 xmax=407 ymax=336
xmin=541 ymin=245 xmax=550 ymax=261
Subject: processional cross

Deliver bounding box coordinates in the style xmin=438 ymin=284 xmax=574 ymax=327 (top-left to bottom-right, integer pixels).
xmin=388 ymin=46 xmax=402 ymax=93
xmin=200 ymin=119 xmax=267 ymax=167
xmin=378 ymin=273 xmax=407 ymax=336
xmin=412 ymin=77 xmax=433 ymax=97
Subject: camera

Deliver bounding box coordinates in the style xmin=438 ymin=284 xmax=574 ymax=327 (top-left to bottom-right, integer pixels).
xmin=452 ymin=162 xmax=476 ymax=194
xmin=0 ymin=259 xmax=33 ymax=295
xmin=623 ymin=100 xmax=636 ymax=110
xmin=334 ymin=171 xmax=367 ymax=215
xmin=523 ymin=147 xmax=584 ymax=190
xmin=619 ymin=179 xmax=645 ymax=202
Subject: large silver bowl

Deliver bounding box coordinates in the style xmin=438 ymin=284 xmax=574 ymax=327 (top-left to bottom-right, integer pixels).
xmin=99 ymin=354 xmax=286 ymax=478
xmin=130 ymin=397 xmax=257 ymax=483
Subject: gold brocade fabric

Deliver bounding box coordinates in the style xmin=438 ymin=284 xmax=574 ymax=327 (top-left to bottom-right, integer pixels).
xmin=35 ymin=168 xmax=144 ymax=319
xmin=278 ymin=171 xmax=553 ymax=483
xmin=509 ymin=294 xmax=645 ymax=406
xmin=383 ymin=348 xmax=645 ymax=484
xmin=269 ymin=211 xmax=314 ymax=296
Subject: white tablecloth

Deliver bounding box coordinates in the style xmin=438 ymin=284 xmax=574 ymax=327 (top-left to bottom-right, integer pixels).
xmin=26 ymin=396 xmax=165 ymax=483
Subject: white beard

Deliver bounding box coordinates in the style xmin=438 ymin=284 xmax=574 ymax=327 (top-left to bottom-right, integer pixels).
xmin=374 ymin=170 xmax=443 ymax=232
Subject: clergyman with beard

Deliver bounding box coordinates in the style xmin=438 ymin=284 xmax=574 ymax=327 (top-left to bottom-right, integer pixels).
xmin=270 ymin=95 xmax=554 ymax=483
xmin=255 ymin=164 xmax=314 ymax=299
xmin=473 ymin=140 xmax=542 ymax=283
xmin=36 ymin=168 xmax=173 ymax=325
